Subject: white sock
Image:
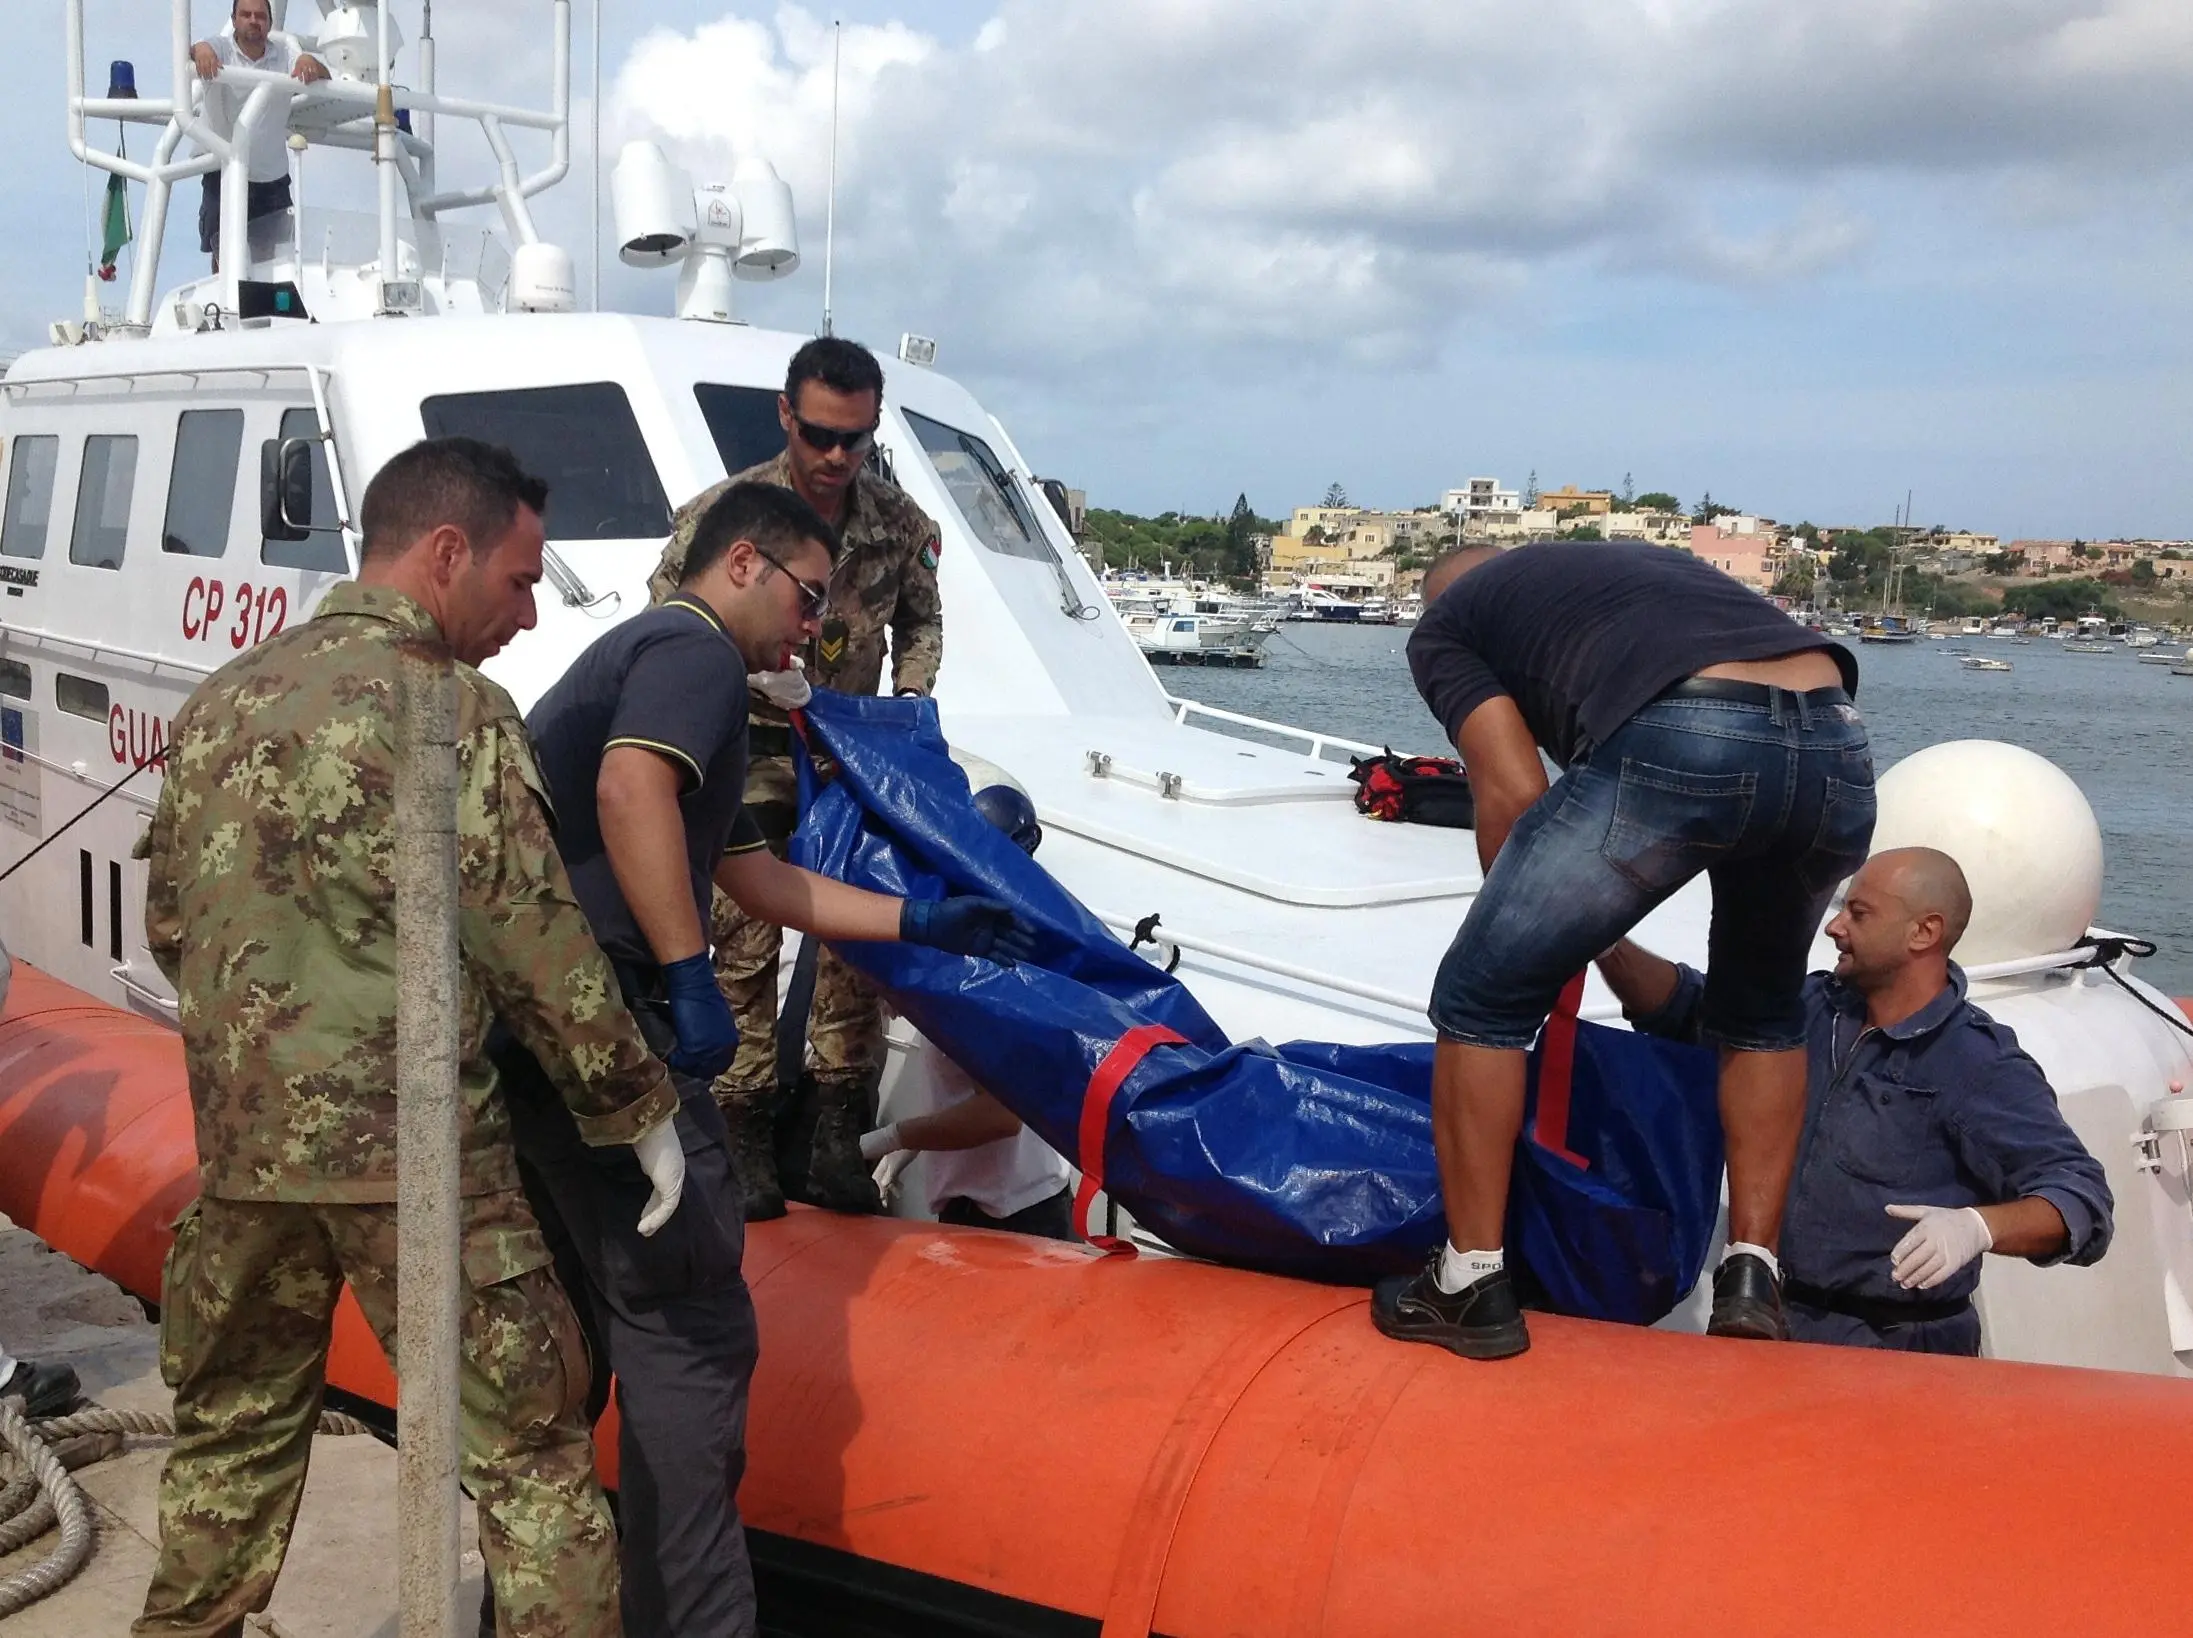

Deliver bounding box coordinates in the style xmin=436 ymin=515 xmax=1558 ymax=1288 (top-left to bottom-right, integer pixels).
xmin=1722 ymin=1240 xmax=1780 ymax=1280
xmin=1435 ymin=1242 xmax=1504 ymax=1294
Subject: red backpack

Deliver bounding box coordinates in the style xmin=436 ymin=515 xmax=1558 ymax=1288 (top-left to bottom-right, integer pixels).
xmin=1347 ymin=750 xmax=1476 ymax=829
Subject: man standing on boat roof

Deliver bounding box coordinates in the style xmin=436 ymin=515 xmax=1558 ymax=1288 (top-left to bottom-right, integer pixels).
xmin=503 ymin=479 xmax=1026 ymax=1638
xmin=191 ymin=0 xmax=330 ymax=270
xmin=134 ymin=438 xmax=684 ymax=1637
xmin=1597 ymin=847 xmax=2113 ymax=1355
xmin=648 ymin=335 xmax=945 ymax=1219
xmin=1380 ymin=540 xmax=1875 ymax=1360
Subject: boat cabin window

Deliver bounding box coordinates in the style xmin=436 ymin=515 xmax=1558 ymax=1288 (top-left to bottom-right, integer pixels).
xmin=0 ymin=658 xmax=29 ymax=699
xmin=164 ymin=410 xmax=243 ymax=558
xmin=692 ymin=385 xmax=784 ymax=479
xmin=420 ymin=383 xmax=670 ymax=541
xmin=902 ymin=409 xmax=1049 ymax=563
xmin=70 ymin=436 xmax=138 ymax=570
xmin=1 ymin=436 xmax=59 ymax=560
xmin=56 ymin=672 xmax=108 ymax=721
xmin=260 ymin=409 xmax=345 ymax=571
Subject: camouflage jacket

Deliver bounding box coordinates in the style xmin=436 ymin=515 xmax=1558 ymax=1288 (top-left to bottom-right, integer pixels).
xmin=647 ymin=451 xmax=944 ymax=717
xmin=143 ymin=581 xmax=677 ymax=1204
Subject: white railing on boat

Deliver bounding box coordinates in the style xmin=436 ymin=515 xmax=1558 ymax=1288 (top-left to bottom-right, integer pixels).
xmin=1165 ymin=695 xmax=1383 ymax=764
xmin=1089 ymin=912 xmax=2146 ymax=1031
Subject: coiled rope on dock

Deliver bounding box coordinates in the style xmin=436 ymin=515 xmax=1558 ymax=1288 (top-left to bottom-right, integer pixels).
xmin=0 ymin=1393 xmax=374 ymax=1618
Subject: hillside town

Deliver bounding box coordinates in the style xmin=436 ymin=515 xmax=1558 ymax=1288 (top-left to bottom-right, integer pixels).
xmin=1071 ymin=474 xmax=2191 ymax=631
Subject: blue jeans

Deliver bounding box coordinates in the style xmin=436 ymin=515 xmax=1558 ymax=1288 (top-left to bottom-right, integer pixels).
xmin=1430 ymin=684 xmax=1875 ymax=1051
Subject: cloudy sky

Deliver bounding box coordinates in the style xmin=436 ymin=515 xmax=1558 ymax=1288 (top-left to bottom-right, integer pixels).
xmin=19 ymin=2 xmax=2193 ymax=538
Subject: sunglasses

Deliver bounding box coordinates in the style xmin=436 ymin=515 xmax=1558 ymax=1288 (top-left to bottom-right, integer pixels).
xmin=792 ymin=416 xmax=877 ymax=456
xmin=752 ymin=545 xmax=830 ymax=620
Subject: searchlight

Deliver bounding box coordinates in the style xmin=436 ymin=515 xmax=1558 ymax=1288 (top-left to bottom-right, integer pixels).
xmin=612 ymin=140 xmax=800 ymax=323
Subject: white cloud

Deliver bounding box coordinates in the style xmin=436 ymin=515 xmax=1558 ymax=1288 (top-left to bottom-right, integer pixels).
xmin=606 ymin=1 xmax=2193 ymax=383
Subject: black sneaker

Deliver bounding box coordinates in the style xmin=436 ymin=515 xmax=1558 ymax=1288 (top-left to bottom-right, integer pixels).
xmin=1708 ymin=1252 xmax=1787 ymax=1341
xmin=0 ymin=1358 xmax=83 ymax=1418
xmin=1371 ymin=1257 xmax=1530 ymax=1360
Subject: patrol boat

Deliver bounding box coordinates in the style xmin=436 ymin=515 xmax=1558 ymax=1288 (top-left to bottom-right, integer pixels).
xmin=3 ymin=0 xmax=2193 ymax=1372
xmin=5 ymin=5 xmax=2193 ymax=1632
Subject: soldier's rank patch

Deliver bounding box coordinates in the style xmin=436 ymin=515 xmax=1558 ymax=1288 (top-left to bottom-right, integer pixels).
xmin=919 ymin=540 xmax=940 ymax=572
xmin=819 ymin=617 xmax=848 ymax=665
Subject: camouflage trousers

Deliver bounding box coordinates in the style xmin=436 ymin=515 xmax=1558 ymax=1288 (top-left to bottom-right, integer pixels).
xmin=135 ymin=1193 xmax=619 ymax=1638
xmin=711 ymin=755 xmax=883 ymax=1111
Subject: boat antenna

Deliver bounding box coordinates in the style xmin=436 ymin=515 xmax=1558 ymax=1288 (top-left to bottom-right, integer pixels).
xmin=591 ymin=0 xmax=603 ymax=310
xmin=822 ymin=18 xmax=840 ymax=336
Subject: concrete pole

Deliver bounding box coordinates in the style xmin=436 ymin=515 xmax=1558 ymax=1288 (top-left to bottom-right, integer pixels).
xmin=395 ymin=649 xmax=462 ymax=1638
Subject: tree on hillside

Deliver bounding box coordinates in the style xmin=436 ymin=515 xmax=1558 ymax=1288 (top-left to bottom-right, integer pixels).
xmin=1323 ymin=482 xmax=1349 ymax=509
xmin=1522 ymin=469 xmax=1539 ymax=506
xmin=1691 ymin=491 xmax=1737 ymax=524
xmin=2002 ymin=578 xmax=2121 ymax=622
xmin=1635 ymin=491 xmax=1679 ymax=513
xmin=1620 ymin=472 xmax=1635 ymax=507
xmin=1773 ymin=559 xmax=1816 ymax=601
xmin=1224 ymin=492 xmax=1258 ymax=577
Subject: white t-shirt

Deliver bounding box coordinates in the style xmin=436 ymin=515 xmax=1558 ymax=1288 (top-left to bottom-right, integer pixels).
xmin=201 ymin=31 xmax=304 ymax=184
xmin=881 ymin=1018 xmax=1071 ymax=1222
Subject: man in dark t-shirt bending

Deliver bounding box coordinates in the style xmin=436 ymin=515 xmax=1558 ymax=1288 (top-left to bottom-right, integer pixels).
xmin=1378 ymin=541 xmax=1876 ymax=1360
xmin=497 ymin=481 xmax=1033 ymax=1638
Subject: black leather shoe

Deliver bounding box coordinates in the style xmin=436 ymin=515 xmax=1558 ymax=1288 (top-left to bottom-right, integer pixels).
xmin=1708 ymin=1252 xmax=1788 ymax=1340
xmin=0 ymin=1358 xmax=83 ymax=1418
xmin=1371 ymin=1257 xmax=1529 ymax=1360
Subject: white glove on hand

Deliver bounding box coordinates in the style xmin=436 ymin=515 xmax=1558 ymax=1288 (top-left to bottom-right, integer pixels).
xmin=633 ymin=1117 xmax=687 ymax=1237
xmin=872 ymin=1149 xmax=915 ymax=1199
xmin=751 ymin=657 xmax=811 ymax=710
xmin=1886 ymin=1203 xmax=1992 ymax=1289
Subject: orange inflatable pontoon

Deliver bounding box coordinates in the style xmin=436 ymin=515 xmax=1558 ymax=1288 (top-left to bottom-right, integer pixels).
xmin=4 ymin=963 xmax=2190 ymax=1637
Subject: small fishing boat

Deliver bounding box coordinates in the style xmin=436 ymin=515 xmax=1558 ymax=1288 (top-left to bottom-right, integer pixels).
xmin=1959 ymin=655 xmax=2013 ymax=672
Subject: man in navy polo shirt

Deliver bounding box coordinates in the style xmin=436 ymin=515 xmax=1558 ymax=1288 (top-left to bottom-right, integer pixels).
xmin=496 ymin=480 xmax=1032 ymax=1638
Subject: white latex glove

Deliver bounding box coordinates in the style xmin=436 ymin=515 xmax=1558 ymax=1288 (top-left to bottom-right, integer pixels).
xmin=632 ymin=1117 xmax=687 ymax=1237
xmin=1885 ymin=1203 xmax=1992 ymax=1290
xmin=872 ymin=1149 xmax=915 ymax=1200
xmin=751 ymin=657 xmax=811 ymax=710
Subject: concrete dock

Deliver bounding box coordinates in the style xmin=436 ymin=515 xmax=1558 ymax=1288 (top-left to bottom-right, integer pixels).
xmin=0 ymin=1212 xmax=484 ymax=1636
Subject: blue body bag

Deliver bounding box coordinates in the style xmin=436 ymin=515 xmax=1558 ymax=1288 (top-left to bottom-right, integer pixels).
xmin=789 ymin=690 xmax=1724 ymax=1323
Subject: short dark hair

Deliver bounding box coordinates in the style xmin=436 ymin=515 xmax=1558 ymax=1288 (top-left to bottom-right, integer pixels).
xmin=680 ymin=481 xmax=838 ymax=585
xmin=784 ymin=336 xmax=884 ymax=408
xmin=359 ymin=438 xmax=549 ymax=563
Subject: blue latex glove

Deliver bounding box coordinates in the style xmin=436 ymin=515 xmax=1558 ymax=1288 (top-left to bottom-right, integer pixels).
xmin=661 ymin=952 xmax=739 ymax=1080
xmin=899 ymin=896 xmax=1039 ymax=965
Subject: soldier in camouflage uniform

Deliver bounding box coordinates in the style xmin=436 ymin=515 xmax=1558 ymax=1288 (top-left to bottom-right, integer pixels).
xmin=135 ymin=439 xmax=684 ymax=1638
xmin=649 ymin=336 xmax=943 ymax=1218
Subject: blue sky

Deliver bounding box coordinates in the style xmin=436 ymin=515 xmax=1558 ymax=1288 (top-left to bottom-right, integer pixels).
xmin=18 ymin=2 xmax=2193 ymax=539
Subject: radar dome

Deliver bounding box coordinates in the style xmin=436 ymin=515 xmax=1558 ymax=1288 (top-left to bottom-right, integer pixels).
xmin=1871 ymin=740 xmax=2102 ymax=964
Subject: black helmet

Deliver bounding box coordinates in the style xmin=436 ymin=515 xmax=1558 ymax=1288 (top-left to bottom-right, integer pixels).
xmin=972 ymin=783 xmax=1043 ymax=855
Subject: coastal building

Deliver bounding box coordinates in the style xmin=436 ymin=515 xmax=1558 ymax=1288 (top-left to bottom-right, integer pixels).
xmin=1538 ymin=485 xmax=1614 ymax=518
xmin=2007 ymin=540 xmax=2082 ymax=576
xmin=1603 ymin=510 xmax=1691 ymax=545
xmin=1689 ymin=523 xmax=1775 ymax=590
xmin=1441 ymin=478 xmax=1522 ymax=532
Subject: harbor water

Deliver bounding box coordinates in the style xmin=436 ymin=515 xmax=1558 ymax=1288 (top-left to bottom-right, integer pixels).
xmin=1165 ymin=623 xmax=2193 ymax=998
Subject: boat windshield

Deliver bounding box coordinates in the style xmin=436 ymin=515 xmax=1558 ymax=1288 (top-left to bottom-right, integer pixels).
xmin=420 ymin=382 xmax=671 ymax=541
xmin=902 ymin=409 xmax=1049 ymax=563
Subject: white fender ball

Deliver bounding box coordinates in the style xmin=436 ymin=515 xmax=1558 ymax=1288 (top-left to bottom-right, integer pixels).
xmin=1870 ymin=740 xmax=2103 ymax=964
